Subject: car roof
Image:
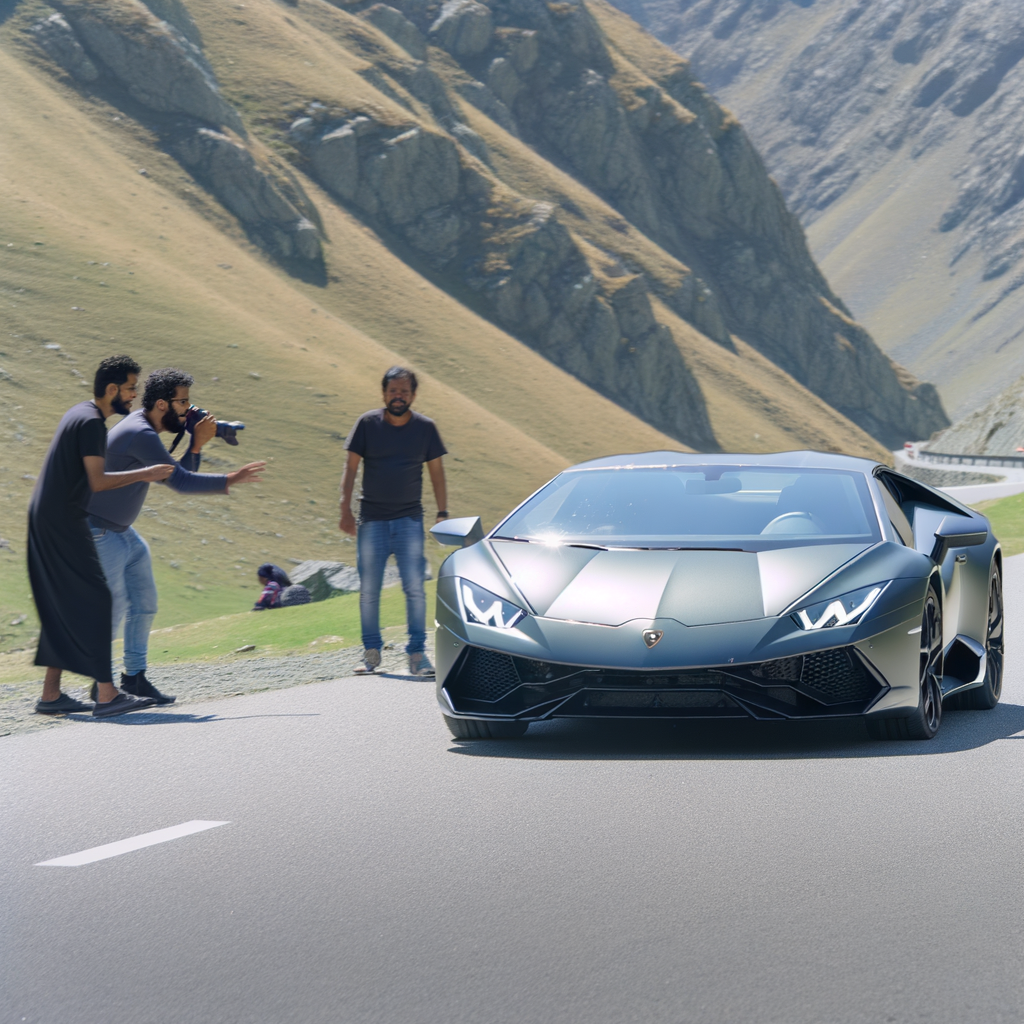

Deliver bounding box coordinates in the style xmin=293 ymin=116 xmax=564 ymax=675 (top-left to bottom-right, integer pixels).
xmin=564 ymin=450 xmax=882 ymax=474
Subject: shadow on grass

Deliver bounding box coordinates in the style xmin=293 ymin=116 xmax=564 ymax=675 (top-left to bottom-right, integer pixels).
xmin=447 ymin=703 xmax=1024 ymax=761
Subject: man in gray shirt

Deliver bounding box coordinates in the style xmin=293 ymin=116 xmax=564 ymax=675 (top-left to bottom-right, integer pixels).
xmin=88 ymin=367 xmax=265 ymax=703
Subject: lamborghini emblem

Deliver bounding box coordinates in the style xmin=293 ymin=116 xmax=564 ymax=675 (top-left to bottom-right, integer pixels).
xmin=642 ymin=629 xmax=663 ymax=648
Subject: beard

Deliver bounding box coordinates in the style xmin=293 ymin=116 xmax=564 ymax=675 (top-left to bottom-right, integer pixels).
xmin=162 ymin=408 xmax=183 ymax=433
xmin=386 ymin=399 xmax=409 ymax=417
xmin=110 ymin=395 xmax=132 ymax=417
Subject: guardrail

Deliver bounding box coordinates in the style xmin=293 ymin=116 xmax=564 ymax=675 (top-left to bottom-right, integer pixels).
xmin=916 ymin=450 xmax=1024 ymax=469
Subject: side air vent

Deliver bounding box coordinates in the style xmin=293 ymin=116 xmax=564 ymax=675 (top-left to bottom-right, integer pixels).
xmin=455 ymin=647 xmax=521 ymax=702
xmin=799 ymin=649 xmax=876 ymax=703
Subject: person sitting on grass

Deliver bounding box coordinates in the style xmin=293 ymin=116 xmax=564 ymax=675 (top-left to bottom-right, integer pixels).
xmin=253 ymin=563 xmax=291 ymax=610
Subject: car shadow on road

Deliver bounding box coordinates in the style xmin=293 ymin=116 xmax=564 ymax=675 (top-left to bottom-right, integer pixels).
xmin=447 ymin=703 xmax=1024 ymax=760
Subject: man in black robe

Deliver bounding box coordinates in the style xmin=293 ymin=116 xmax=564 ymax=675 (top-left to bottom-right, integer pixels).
xmin=30 ymin=356 xmax=175 ymax=718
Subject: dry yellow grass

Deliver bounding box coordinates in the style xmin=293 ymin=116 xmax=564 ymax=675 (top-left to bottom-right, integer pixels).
xmin=0 ymin=0 xmax=886 ymax=650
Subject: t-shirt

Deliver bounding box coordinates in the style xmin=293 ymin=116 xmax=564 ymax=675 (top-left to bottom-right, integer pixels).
xmin=87 ymin=409 xmax=228 ymax=532
xmin=29 ymin=401 xmax=107 ymax=524
xmin=345 ymin=409 xmax=447 ymax=521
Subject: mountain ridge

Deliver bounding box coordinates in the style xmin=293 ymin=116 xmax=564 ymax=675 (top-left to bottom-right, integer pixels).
xmin=614 ymin=0 xmax=1024 ymax=419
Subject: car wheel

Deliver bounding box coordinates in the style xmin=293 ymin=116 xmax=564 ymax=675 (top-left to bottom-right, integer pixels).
xmin=443 ymin=715 xmax=529 ymax=739
xmin=868 ymin=585 xmax=943 ymax=741
xmin=954 ymin=565 xmax=1004 ymax=710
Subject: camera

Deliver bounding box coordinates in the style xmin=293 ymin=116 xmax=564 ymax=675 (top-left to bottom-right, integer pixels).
xmin=169 ymin=405 xmax=245 ymax=452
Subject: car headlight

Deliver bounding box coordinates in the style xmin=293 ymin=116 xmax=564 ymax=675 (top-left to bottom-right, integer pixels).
xmin=457 ymin=578 xmax=526 ymax=629
xmin=793 ymin=582 xmax=889 ymax=630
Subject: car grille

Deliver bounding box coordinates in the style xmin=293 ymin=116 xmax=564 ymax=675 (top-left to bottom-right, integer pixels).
xmin=447 ymin=645 xmax=882 ymax=710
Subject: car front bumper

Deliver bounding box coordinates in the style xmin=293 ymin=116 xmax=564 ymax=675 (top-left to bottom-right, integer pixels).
xmin=436 ymin=634 xmax=897 ymax=722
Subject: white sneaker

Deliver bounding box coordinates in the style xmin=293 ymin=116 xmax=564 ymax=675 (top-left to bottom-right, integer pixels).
xmin=354 ymin=648 xmax=381 ymax=674
xmin=408 ymin=652 xmax=434 ymax=677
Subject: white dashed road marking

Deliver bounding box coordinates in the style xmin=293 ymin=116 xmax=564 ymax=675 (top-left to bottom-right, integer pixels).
xmin=36 ymin=820 xmax=230 ymax=867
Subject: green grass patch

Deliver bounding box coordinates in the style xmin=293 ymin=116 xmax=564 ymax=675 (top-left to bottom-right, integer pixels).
xmin=148 ymin=580 xmax=435 ymax=663
xmin=0 ymin=580 xmax=435 ymax=686
xmin=973 ymin=492 xmax=1024 ymax=557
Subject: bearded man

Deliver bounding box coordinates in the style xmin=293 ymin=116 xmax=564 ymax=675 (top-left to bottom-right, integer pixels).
xmin=30 ymin=356 xmax=175 ymax=718
xmin=86 ymin=367 xmax=266 ymax=704
xmin=339 ymin=365 xmax=448 ymax=677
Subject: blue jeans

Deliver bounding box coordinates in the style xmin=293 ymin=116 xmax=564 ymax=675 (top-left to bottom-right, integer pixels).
xmin=357 ymin=516 xmax=425 ymax=654
xmin=91 ymin=526 xmax=158 ymax=680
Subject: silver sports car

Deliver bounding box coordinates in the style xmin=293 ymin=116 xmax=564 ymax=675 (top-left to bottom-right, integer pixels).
xmin=430 ymin=452 xmax=1003 ymax=741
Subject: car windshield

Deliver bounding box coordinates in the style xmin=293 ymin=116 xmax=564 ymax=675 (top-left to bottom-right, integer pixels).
xmin=493 ymin=466 xmax=881 ymax=550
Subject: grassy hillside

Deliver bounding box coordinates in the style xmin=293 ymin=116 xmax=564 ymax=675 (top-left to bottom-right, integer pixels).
xmin=0 ymin=0 xmax=893 ymax=659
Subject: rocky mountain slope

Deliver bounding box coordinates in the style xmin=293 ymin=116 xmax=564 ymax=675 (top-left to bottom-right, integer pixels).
xmin=0 ymin=0 xmax=952 ymax=641
xmin=926 ymin=371 xmax=1024 ymax=455
xmin=614 ymin=0 xmax=1024 ymax=418
xmin=8 ymin=0 xmax=946 ymax=450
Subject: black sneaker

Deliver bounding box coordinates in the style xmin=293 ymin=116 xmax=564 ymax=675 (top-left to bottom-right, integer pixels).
xmin=92 ymin=692 xmax=157 ymax=718
xmin=121 ymin=671 xmax=176 ymax=705
xmin=35 ymin=693 xmax=94 ymax=715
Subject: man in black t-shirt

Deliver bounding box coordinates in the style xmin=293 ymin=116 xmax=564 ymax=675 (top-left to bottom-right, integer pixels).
xmin=340 ymin=366 xmax=448 ymax=676
xmin=28 ymin=356 xmax=174 ymax=718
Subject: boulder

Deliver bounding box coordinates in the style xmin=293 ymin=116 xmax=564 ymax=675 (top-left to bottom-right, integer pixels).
xmin=429 ymin=0 xmax=494 ymax=57
xmin=30 ymin=13 xmax=99 ymax=83
xmin=173 ymin=128 xmax=322 ymax=261
xmin=288 ymin=560 xmax=411 ymax=601
xmin=360 ymin=4 xmax=426 ymax=60
xmin=51 ymin=0 xmax=244 ymax=133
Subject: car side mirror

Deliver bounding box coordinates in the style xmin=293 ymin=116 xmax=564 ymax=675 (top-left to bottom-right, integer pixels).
xmin=430 ymin=516 xmax=484 ymax=548
xmin=930 ymin=515 xmax=987 ymax=563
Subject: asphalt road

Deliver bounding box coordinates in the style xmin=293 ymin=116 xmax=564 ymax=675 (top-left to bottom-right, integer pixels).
xmin=4 ymin=564 xmax=1024 ymax=1024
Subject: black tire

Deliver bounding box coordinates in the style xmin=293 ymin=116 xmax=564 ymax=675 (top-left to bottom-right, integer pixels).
xmin=443 ymin=715 xmax=529 ymax=739
xmin=868 ymin=585 xmax=943 ymax=741
xmin=953 ymin=565 xmax=1004 ymax=710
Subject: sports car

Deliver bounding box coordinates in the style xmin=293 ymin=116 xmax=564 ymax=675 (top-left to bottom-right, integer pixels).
xmin=430 ymin=452 xmax=1003 ymax=741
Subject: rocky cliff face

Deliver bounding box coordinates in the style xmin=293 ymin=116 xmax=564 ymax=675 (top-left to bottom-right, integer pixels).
xmin=33 ymin=0 xmax=323 ymax=264
xmin=293 ymin=0 xmax=944 ymax=446
xmin=926 ymin=372 xmax=1024 ymax=455
xmin=20 ymin=0 xmax=949 ymax=449
xmin=613 ymin=0 xmax=1024 ymax=417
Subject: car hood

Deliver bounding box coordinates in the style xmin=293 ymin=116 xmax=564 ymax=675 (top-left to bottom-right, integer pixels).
xmin=490 ymin=540 xmax=867 ymax=626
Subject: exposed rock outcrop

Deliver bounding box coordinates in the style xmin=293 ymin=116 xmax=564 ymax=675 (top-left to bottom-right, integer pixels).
xmin=49 ymin=0 xmax=243 ymax=134
xmin=30 ymin=13 xmax=98 ymax=83
xmin=430 ymin=0 xmax=494 ymax=57
xmin=291 ymin=106 xmax=716 ymax=448
xmin=365 ymin=0 xmax=947 ymax=446
xmin=32 ymin=0 xmax=323 ymax=266
xmin=173 ymin=129 xmax=322 ymax=262
xmin=360 ymin=4 xmax=426 ymax=60
xmin=925 ymin=373 xmax=1024 ymax=456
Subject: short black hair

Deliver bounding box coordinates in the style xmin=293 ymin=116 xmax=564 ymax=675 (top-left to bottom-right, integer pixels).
xmin=257 ymin=563 xmax=292 ymax=586
xmin=93 ymin=355 xmax=141 ymax=398
xmin=382 ymin=365 xmax=418 ymax=393
xmin=143 ymin=368 xmax=195 ymax=410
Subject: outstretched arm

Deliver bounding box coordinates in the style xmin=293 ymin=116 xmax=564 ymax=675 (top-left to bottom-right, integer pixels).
xmin=84 ymin=456 xmax=173 ymax=492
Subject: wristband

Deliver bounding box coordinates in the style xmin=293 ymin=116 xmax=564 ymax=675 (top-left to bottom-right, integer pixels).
xmin=436 ymin=510 xmax=450 ymax=518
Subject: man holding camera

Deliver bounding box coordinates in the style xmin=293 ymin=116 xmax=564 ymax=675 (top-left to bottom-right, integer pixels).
xmin=86 ymin=367 xmax=266 ymax=704
xmin=32 ymin=356 xmax=175 ymax=718
xmin=340 ymin=366 xmax=447 ymax=677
